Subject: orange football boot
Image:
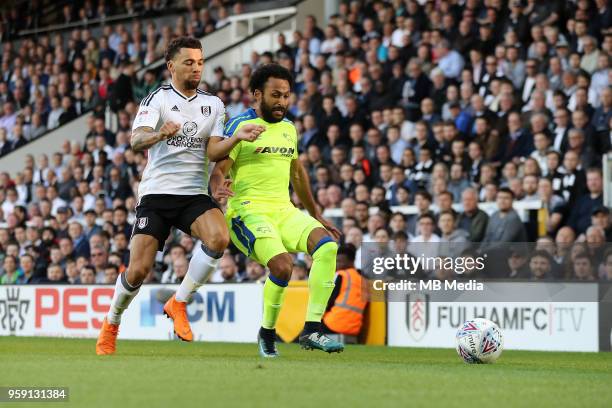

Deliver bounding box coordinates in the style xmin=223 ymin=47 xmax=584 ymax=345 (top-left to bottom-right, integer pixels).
xmin=96 ymin=317 xmax=119 ymax=355
xmin=163 ymin=295 xmax=193 ymax=342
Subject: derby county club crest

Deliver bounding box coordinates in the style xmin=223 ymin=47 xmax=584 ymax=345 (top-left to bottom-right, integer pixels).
xmin=201 ymin=106 xmax=211 ymax=117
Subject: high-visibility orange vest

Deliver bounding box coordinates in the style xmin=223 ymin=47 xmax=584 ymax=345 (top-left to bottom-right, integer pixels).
xmin=348 ymin=67 xmax=361 ymax=87
xmin=323 ymin=268 xmax=368 ymax=336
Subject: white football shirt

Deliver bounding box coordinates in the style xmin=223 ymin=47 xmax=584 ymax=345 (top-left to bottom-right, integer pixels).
xmin=132 ymin=83 xmax=225 ymax=198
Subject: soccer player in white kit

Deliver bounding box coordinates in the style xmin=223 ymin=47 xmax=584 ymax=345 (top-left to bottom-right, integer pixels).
xmin=96 ymin=37 xmax=263 ymax=355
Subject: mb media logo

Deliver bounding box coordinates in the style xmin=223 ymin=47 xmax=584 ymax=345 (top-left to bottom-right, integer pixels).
xmin=0 ymin=288 xmax=30 ymax=333
xmin=140 ymin=289 xmax=235 ymax=327
xmin=254 ymin=146 xmax=295 ymax=155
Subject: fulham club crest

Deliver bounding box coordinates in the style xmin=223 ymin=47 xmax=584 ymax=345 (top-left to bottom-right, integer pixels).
xmin=201 ymin=106 xmax=211 ymax=117
xmin=406 ymin=293 xmax=429 ymax=342
xmin=137 ymin=217 xmax=148 ymax=229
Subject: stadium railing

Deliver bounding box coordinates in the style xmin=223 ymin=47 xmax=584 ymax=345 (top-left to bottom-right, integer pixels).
xmin=321 ymin=201 xmax=543 ymax=222
xmin=202 ymin=11 xmax=297 ymax=81
xmin=201 ymin=0 xmax=324 ymax=82
xmin=17 ymin=12 xmax=148 ymax=38
xmin=13 ymin=0 xmax=298 ymax=45
xmin=0 ymin=115 xmax=91 ymax=178
xmin=227 ymin=6 xmax=298 ymax=40
xmin=0 ymin=200 xmax=542 ymax=230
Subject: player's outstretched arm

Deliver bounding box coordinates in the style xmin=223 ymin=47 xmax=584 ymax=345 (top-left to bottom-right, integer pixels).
xmin=131 ymin=122 xmax=180 ymax=152
xmin=208 ymin=124 xmax=266 ymax=162
xmin=290 ymin=159 xmax=341 ymax=240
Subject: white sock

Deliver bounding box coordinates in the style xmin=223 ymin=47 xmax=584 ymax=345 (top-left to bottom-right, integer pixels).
xmin=175 ymin=244 xmax=222 ymax=302
xmin=107 ymin=272 xmax=141 ymax=325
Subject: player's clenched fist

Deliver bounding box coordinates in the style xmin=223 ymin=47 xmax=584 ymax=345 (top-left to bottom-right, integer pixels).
xmin=159 ymin=121 xmax=181 ymax=139
xmin=235 ymin=124 xmax=265 ymax=142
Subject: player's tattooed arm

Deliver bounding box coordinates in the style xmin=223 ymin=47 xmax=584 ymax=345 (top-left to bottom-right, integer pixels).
xmin=131 ymin=122 xmax=180 ymax=152
xmin=208 ymin=124 xmax=265 ymax=162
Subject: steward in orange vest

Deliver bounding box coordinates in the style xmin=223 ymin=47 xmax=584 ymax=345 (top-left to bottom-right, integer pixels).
xmin=323 ymin=244 xmax=368 ymax=336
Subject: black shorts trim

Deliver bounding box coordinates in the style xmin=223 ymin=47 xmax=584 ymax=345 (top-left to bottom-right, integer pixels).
xmin=132 ymin=194 xmax=220 ymax=250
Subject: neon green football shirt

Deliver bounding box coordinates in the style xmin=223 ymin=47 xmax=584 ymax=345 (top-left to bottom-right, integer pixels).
xmin=224 ymin=108 xmax=298 ymax=210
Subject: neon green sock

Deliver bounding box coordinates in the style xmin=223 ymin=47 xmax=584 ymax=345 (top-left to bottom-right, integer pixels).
xmin=306 ymin=241 xmax=337 ymax=322
xmin=262 ymin=276 xmax=287 ymax=329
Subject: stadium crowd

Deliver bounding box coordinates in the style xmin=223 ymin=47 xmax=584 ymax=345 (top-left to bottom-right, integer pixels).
xmin=1 ymin=1 xmax=174 ymax=40
xmin=0 ymin=0 xmax=612 ymax=286
xmin=0 ymin=1 xmax=247 ymax=41
xmin=0 ymin=0 xmax=243 ymax=154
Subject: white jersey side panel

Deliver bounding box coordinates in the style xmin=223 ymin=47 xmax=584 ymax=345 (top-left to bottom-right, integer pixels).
xmin=132 ymin=85 xmax=225 ymax=199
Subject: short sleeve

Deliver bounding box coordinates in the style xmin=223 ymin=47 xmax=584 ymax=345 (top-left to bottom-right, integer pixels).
xmin=212 ymin=100 xmax=226 ymax=137
xmin=132 ymin=92 xmax=161 ymax=130
xmin=223 ymin=117 xmax=237 ymax=138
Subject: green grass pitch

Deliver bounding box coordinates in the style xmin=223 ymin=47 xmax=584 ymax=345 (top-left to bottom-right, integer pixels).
xmin=1 ymin=337 xmax=611 ymax=408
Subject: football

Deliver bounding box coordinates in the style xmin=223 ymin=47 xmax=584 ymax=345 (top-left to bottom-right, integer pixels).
xmin=456 ymin=318 xmax=504 ymax=364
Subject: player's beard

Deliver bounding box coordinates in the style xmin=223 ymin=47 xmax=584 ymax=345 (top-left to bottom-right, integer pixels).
xmin=260 ymin=99 xmax=286 ymax=123
xmin=184 ymin=79 xmax=199 ymax=90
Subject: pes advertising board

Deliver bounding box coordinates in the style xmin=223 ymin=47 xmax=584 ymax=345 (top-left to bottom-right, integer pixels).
xmin=0 ymin=284 xmax=263 ymax=342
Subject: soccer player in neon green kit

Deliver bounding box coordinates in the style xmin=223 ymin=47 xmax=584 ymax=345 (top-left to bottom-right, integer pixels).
xmin=208 ymin=64 xmax=344 ymax=357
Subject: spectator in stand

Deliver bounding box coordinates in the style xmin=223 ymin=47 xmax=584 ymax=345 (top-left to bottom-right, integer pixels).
xmin=528 ymin=250 xmax=554 ymax=281
xmin=568 ymin=168 xmax=604 ymax=235
xmin=457 ymin=188 xmax=489 ymax=242
xmin=438 ymin=210 xmax=470 ymax=258
xmin=573 ymin=253 xmax=596 ymax=281
xmin=79 ymin=265 xmax=97 ymax=285
xmin=0 ymin=255 xmax=21 ymax=284
xmin=483 ymin=188 xmax=527 ymax=248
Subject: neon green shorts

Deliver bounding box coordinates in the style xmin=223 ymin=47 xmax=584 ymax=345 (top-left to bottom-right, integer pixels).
xmin=226 ymin=204 xmax=323 ymax=266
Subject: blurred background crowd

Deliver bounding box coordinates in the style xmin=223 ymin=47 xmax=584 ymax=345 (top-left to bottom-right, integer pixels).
xmin=0 ymin=0 xmax=611 ymax=286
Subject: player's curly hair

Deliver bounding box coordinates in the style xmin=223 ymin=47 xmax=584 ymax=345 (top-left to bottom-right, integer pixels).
xmin=249 ymin=63 xmax=294 ymax=94
xmin=165 ymin=36 xmax=202 ymax=62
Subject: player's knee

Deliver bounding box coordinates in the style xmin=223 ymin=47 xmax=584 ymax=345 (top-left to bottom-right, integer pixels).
xmin=127 ymin=262 xmax=151 ymax=283
xmin=204 ymin=232 xmax=229 ymax=254
xmin=312 ymin=238 xmax=338 ymax=262
xmin=268 ymin=254 xmax=293 ymax=282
